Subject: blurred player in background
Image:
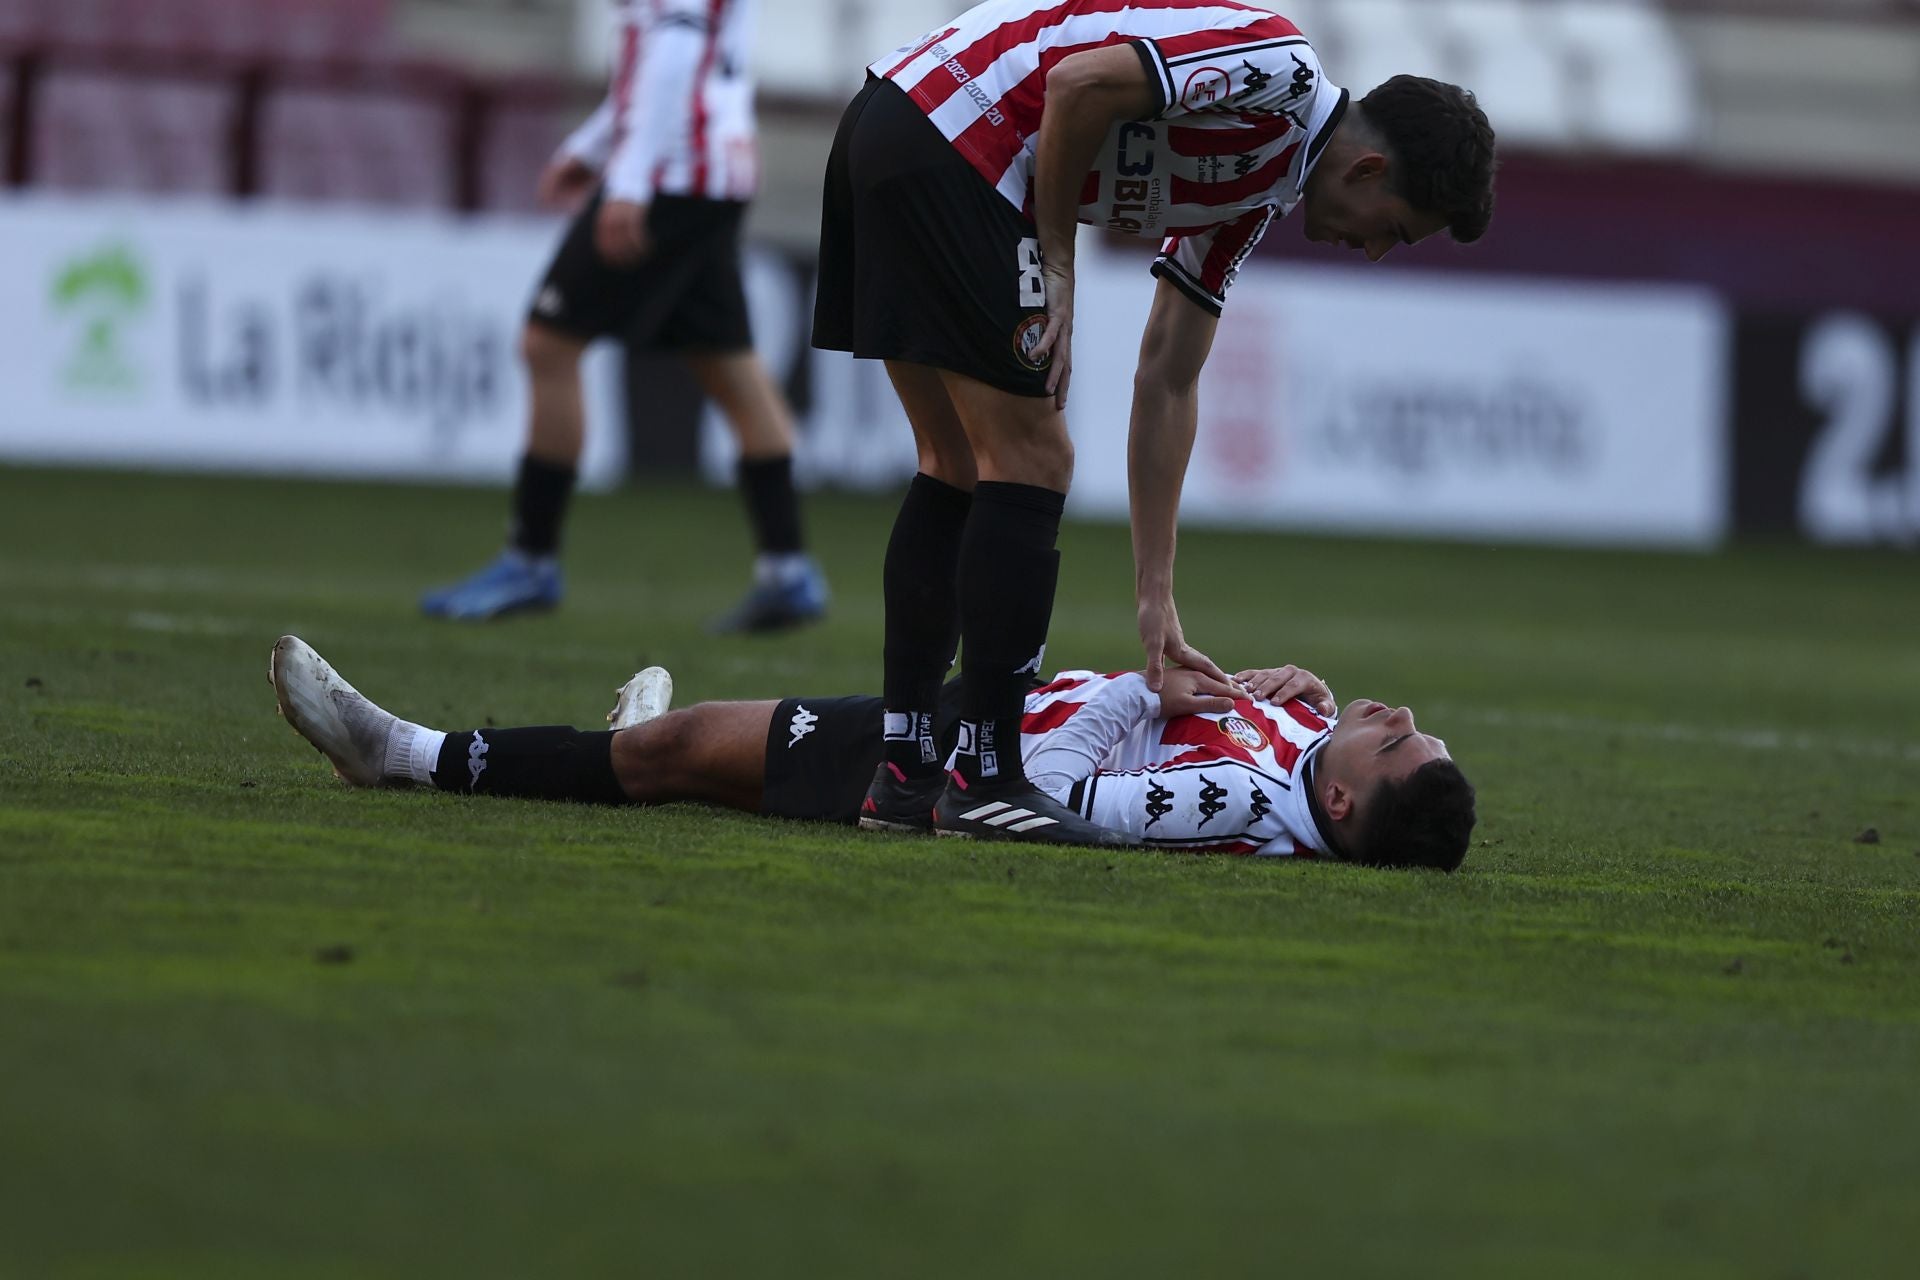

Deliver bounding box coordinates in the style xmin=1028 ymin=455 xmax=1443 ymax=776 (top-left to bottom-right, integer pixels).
xmin=423 ymin=0 xmax=829 ymax=632
xmin=269 ymin=636 xmax=1476 ymax=870
xmin=812 ymin=1 xmax=1496 ymax=842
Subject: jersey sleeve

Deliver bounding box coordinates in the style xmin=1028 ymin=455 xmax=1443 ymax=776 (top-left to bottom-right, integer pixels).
xmin=1022 ymin=673 xmax=1162 ymax=801
xmin=558 ymin=97 xmax=618 ymax=168
xmin=1151 ymin=204 xmax=1276 ymax=316
xmin=602 ymin=3 xmax=711 ymax=203
xmin=1132 ymin=20 xmax=1319 ymax=121
xmin=1073 ymin=758 xmax=1291 ymax=856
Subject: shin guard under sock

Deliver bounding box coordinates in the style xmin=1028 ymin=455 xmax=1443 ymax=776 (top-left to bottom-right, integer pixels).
xmin=882 ymin=473 xmax=972 ymax=777
xmin=431 ymin=726 xmax=628 ymax=805
xmin=954 ymin=481 xmax=1065 ymax=787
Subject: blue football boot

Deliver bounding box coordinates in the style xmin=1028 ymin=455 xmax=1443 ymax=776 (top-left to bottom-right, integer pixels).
xmin=420 ymin=550 xmax=563 ymax=620
xmin=705 ymin=555 xmax=830 ymax=634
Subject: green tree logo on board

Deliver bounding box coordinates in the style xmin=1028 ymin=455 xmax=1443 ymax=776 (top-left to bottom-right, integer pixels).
xmin=52 ymin=245 xmax=149 ymax=391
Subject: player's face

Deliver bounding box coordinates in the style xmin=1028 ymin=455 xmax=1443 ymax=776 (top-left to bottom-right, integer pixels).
xmin=1301 ymin=160 xmax=1448 ymax=263
xmin=1321 ymin=699 xmax=1450 ymax=795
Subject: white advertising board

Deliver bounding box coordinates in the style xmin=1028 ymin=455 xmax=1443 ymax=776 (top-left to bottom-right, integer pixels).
xmin=1065 ymin=246 xmax=1731 ymax=547
xmin=0 ymin=195 xmax=624 ymax=487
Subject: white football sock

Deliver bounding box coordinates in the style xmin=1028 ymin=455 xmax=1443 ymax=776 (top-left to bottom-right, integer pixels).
xmin=382 ymin=719 xmax=447 ymax=785
xmin=754 ymin=552 xmax=811 ymax=587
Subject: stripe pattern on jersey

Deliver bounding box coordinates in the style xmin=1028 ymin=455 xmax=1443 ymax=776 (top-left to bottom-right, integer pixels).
xmin=871 ymin=1 xmax=1345 ymax=312
xmin=598 ymin=0 xmax=758 ymax=201
xmin=1020 ymin=669 xmax=1334 ymax=856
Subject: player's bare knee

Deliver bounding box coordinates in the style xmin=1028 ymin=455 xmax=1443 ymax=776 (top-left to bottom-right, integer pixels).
xmin=611 ymin=708 xmax=700 ymax=801
xmin=520 ymin=322 xmax=584 ymax=378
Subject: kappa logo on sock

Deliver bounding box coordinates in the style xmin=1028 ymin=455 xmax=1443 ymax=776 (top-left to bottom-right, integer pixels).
xmin=787 ymin=703 xmax=818 ymax=749
xmin=1015 ymin=644 xmax=1047 ymax=677
xmin=467 ymin=731 xmax=490 ymax=791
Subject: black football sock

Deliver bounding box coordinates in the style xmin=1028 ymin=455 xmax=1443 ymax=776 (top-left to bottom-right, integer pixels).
xmin=737 ymin=454 xmax=805 ymax=556
xmin=430 ymin=726 xmax=628 ymax=805
xmin=953 ymin=481 xmax=1064 ymax=789
xmin=882 ymin=473 xmax=972 ymax=778
xmin=509 ymin=455 xmax=577 ymax=558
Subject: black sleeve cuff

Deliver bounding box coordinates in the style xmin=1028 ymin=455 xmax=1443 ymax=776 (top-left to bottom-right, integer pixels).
xmin=1151 ymin=258 xmax=1224 ymax=318
xmin=1130 ymin=39 xmax=1172 ymax=118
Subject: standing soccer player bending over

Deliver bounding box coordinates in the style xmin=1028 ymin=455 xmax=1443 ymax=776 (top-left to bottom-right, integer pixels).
xmin=269 ymin=637 xmax=1476 ymax=871
xmin=422 ymin=0 xmax=830 ymax=632
xmin=811 ymin=1 xmax=1495 ymax=842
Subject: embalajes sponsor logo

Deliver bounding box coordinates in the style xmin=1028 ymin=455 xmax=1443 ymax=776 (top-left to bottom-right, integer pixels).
xmin=52 ymin=244 xmax=150 ymax=393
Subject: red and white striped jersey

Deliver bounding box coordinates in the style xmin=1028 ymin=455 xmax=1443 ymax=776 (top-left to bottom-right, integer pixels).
xmin=872 ymin=1 xmax=1349 ymax=314
xmin=560 ymin=0 xmax=758 ymax=204
xmin=1016 ymin=670 xmax=1337 ymax=857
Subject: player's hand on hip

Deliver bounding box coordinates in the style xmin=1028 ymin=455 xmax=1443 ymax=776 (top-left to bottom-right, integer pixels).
xmin=1138 ymin=592 xmax=1228 ymax=693
xmin=1031 ymin=263 xmax=1075 ymax=409
xmin=1232 ymin=664 xmax=1336 ymax=717
xmin=538 ymin=157 xmax=598 ymax=211
xmin=1158 ymin=666 xmax=1241 ymax=717
xmin=595 ymin=199 xmax=652 ymax=265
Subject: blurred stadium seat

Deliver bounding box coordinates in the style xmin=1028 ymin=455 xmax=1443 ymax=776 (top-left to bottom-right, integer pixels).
xmin=33 ymin=69 xmax=235 ymax=195
xmin=481 ymin=99 xmax=575 ymax=214
xmin=1544 ymin=0 xmax=1698 ymax=151
xmin=258 ymin=86 xmax=456 ymax=208
xmin=1432 ymin=0 xmax=1577 ymax=147
xmin=1313 ymin=0 xmax=1452 ymax=94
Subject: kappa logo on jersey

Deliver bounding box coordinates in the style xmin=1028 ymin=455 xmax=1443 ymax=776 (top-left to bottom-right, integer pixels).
xmin=1285 ymin=53 xmax=1316 ymax=102
xmin=787 ymin=703 xmax=818 ymax=749
xmin=1221 ymin=715 xmax=1270 ymax=751
xmin=1238 ymin=60 xmax=1274 ymax=96
xmin=1145 ymin=780 xmax=1175 ymax=829
xmin=1197 ymin=775 xmax=1229 ymax=827
xmin=467 ymin=732 xmax=489 ymax=791
xmin=1249 ymin=784 xmax=1273 ymax=824
xmin=1013 ymin=315 xmax=1051 ymax=371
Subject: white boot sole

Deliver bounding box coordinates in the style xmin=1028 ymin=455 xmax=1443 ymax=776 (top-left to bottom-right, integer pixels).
xmin=607 ymin=666 xmax=674 ymax=731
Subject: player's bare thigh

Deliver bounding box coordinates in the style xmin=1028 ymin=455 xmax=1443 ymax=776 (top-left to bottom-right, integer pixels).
xmin=936 ymin=367 xmax=1073 ymax=492
xmin=611 ymin=700 xmax=779 ymax=812
xmin=885 ymin=360 xmax=976 ymax=490
xmin=682 ymin=350 xmax=795 ymax=460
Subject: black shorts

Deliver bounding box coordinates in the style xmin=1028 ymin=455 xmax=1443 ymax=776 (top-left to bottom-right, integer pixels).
xmin=811 ymin=77 xmax=1052 ymax=398
xmin=528 ymin=189 xmax=753 ymax=350
xmin=760 ymin=682 xmax=967 ymax=825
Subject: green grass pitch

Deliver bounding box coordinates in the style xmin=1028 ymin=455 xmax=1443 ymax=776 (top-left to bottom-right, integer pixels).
xmin=2 ymin=464 xmax=1917 ymax=1278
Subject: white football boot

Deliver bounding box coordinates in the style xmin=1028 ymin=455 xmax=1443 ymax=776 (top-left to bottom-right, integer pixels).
xmin=269 ymin=635 xmax=397 ymax=787
xmin=607 ymin=666 xmax=674 ymax=731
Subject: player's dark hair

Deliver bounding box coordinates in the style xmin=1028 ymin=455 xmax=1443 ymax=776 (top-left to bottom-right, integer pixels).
xmin=1352 ymin=759 xmax=1477 ymax=872
xmin=1359 ymin=75 xmax=1497 ymax=244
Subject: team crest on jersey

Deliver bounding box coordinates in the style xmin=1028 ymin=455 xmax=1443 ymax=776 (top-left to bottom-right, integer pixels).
xmin=1013 ymin=314 xmax=1051 ymax=371
xmin=1220 ymin=715 xmax=1270 ymax=751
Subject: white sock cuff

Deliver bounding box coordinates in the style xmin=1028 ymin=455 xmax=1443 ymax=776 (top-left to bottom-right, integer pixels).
xmin=383 ymin=720 xmax=447 ymax=785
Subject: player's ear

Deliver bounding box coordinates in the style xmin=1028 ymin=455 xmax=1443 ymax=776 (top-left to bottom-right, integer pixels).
xmin=1346 ymin=151 xmax=1389 ymax=185
xmin=1323 ymin=777 xmax=1356 ymax=822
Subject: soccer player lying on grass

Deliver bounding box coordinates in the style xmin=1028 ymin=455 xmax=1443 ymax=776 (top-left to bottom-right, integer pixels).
xmin=269 ymin=636 xmax=1475 ymax=870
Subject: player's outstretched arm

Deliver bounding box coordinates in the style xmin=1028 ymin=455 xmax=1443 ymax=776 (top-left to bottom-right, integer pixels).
xmin=1130 ymin=277 xmax=1227 ymax=690
xmin=1029 ymin=43 xmax=1158 ymax=408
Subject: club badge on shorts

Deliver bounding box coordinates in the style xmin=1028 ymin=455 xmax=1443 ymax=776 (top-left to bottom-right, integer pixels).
xmin=1014 ymin=314 xmax=1052 ymax=371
